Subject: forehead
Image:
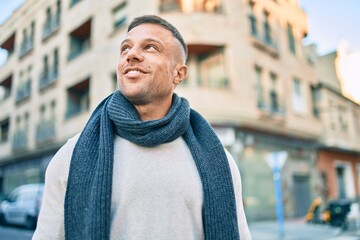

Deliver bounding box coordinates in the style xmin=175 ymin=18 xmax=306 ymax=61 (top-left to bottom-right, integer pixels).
xmin=124 ymin=23 xmax=174 ymax=43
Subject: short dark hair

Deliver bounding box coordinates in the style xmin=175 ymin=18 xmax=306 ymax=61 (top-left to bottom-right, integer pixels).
xmin=128 ymin=15 xmax=188 ymax=59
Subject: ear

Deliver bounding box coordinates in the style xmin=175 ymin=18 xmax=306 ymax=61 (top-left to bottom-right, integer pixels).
xmin=173 ymin=64 xmax=188 ymax=85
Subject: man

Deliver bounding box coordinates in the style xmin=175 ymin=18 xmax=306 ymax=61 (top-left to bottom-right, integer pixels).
xmin=33 ymin=15 xmax=251 ymax=240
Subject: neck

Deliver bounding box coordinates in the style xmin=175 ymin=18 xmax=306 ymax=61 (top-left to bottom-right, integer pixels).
xmin=134 ymin=97 xmax=172 ymax=121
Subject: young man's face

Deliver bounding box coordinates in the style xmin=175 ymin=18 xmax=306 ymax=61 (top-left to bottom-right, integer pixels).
xmin=117 ymin=23 xmax=186 ymax=106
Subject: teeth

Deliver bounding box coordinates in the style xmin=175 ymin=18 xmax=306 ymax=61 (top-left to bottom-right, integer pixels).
xmin=128 ymin=70 xmax=141 ymax=73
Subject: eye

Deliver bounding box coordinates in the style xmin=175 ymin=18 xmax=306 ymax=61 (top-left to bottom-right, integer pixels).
xmin=145 ymin=44 xmax=157 ymax=51
xmin=120 ymin=45 xmax=131 ymax=54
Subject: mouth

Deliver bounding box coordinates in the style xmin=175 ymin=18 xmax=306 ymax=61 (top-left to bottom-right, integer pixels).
xmin=123 ymin=67 xmax=147 ymax=75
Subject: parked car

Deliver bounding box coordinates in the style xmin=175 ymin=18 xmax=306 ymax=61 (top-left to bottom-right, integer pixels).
xmin=0 ymin=183 xmax=44 ymax=229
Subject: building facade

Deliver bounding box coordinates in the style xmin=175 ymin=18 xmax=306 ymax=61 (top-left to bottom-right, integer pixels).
xmin=1 ymin=0 xmax=358 ymax=221
xmin=311 ymin=50 xmax=360 ymax=204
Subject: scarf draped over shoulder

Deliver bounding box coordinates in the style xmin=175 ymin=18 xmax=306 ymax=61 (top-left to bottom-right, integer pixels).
xmin=65 ymin=91 xmax=240 ymax=240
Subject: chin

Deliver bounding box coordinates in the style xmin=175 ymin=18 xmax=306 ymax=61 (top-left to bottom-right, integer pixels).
xmin=120 ymin=91 xmax=148 ymax=106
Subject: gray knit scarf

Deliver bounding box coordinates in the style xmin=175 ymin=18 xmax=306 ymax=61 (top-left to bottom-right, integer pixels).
xmin=64 ymin=91 xmax=240 ymax=240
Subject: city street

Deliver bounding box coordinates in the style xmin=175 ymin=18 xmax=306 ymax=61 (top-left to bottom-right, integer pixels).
xmin=0 ymin=225 xmax=33 ymax=240
xmin=1 ymin=220 xmax=360 ymax=240
xmin=249 ymin=219 xmax=360 ymax=240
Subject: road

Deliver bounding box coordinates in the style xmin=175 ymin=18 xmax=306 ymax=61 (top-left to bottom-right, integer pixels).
xmin=1 ymin=221 xmax=360 ymax=240
xmin=0 ymin=225 xmax=33 ymax=240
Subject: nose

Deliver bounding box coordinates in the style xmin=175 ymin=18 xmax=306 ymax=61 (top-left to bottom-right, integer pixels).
xmin=126 ymin=47 xmax=144 ymax=62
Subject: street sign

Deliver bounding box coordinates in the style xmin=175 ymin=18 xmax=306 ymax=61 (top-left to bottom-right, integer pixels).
xmin=265 ymin=151 xmax=288 ymax=238
xmin=265 ymin=151 xmax=288 ymax=170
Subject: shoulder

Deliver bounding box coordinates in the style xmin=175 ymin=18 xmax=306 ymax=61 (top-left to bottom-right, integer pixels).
xmin=45 ymin=133 xmax=81 ymax=182
xmin=224 ymin=149 xmax=242 ymax=182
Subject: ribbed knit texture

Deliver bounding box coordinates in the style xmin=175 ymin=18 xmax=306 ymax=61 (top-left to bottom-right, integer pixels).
xmin=64 ymin=91 xmax=240 ymax=240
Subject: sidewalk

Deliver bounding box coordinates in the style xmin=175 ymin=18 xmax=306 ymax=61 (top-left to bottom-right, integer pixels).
xmin=248 ymin=219 xmax=345 ymax=240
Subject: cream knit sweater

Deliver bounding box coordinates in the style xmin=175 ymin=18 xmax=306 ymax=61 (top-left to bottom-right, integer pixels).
xmin=32 ymin=134 xmax=252 ymax=240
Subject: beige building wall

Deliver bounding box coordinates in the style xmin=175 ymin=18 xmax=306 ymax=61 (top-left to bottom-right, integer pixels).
xmin=2 ymin=0 xmax=358 ymax=219
xmin=0 ymin=0 xmax=321 ymax=163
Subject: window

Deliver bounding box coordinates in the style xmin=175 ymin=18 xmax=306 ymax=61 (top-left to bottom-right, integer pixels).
xmin=16 ymin=66 xmax=32 ymax=103
xmin=187 ymin=45 xmax=227 ymax=88
xmin=39 ymin=48 xmax=59 ymax=91
xmin=263 ymin=11 xmax=271 ymax=44
xmin=19 ymin=22 xmax=35 ymax=58
xmin=112 ymin=1 xmax=127 ymax=30
xmin=112 ymin=73 xmax=118 ymax=91
xmin=42 ymin=1 xmax=61 ymax=40
xmin=310 ymin=85 xmax=320 ymax=117
xmin=40 ymin=104 xmax=46 ymax=120
xmin=68 ymin=19 xmax=91 ymax=61
xmin=159 ymin=0 xmax=181 ymax=12
xmin=0 ymin=118 xmax=10 ymax=144
xmin=160 ymin=0 xmax=222 ymax=13
xmin=66 ymin=78 xmax=90 ymax=119
xmin=287 ymin=23 xmax=296 ymax=54
xmin=54 ymin=48 xmax=59 ymax=75
xmin=198 ymin=0 xmax=222 ymax=13
xmin=199 ymin=51 xmax=227 ymax=87
xmin=70 ymin=0 xmax=81 ymax=7
xmin=12 ymin=113 xmax=29 ymax=150
xmin=255 ymin=65 xmax=264 ymax=108
xmin=36 ymin=100 xmax=57 ymax=143
xmin=292 ymin=78 xmax=305 ymax=113
xmin=50 ymin=100 xmax=56 ymax=118
xmin=338 ymin=105 xmax=348 ymax=132
xmin=269 ymin=72 xmax=278 ymax=112
xmin=248 ymin=1 xmax=257 ymax=37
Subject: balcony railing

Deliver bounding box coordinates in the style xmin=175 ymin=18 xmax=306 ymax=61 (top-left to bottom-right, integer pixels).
xmin=19 ymin=38 xmax=34 ymax=58
xmin=36 ymin=118 xmax=56 ymax=143
xmin=39 ymin=67 xmax=58 ymax=91
xmin=258 ymin=100 xmax=285 ymax=116
xmin=70 ymin=0 xmax=81 ymax=8
xmin=12 ymin=130 xmax=28 ymax=151
xmin=159 ymin=2 xmax=181 ymax=12
xmin=68 ymin=39 xmax=90 ymax=61
xmin=42 ymin=14 xmax=60 ymax=40
xmin=0 ymin=88 xmax=11 ymax=103
xmin=15 ymin=80 xmax=31 ymax=103
xmin=159 ymin=0 xmax=222 ymax=13
xmin=249 ymin=16 xmax=278 ymax=57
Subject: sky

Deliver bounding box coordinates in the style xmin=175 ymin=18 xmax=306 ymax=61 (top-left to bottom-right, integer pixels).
xmin=300 ymin=0 xmax=360 ymax=55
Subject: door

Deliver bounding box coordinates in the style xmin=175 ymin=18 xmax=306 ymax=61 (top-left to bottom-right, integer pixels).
xmin=336 ymin=166 xmax=346 ymax=199
xmin=293 ymin=175 xmax=311 ymax=217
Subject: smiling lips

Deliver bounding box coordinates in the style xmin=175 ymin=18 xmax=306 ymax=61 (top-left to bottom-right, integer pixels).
xmin=123 ymin=67 xmax=147 ymax=78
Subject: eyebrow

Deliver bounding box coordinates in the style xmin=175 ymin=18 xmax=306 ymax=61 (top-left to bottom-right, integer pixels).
xmin=120 ymin=38 xmax=165 ymax=47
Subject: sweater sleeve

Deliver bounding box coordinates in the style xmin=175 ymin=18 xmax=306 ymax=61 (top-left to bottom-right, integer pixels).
xmin=32 ymin=134 xmax=79 ymax=240
xmin=225 ymin=150 xmax=252 ymax=240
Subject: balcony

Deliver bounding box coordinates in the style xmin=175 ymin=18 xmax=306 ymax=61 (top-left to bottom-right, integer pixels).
xmin=257 ymin=89 xmax=285 ymax=118
xmin=12 ymin=129 xmax=28 ymax=151
xmin=65 ymin=78 xmax=90 ymax=119
xmin=0 ymin=33 xmax=16 ymax=66
xmin=36 ymin=118 xmax=56 ymax=144
xmin=186 ymin=44 xmax=228 ymax=88
xmin=159 ymin=0 xmax=223 ymax=13
xmin=15 ymin=80 xmax=31 ymax=104
xmin=0 ymin=74 xmax=12 ymax=103
xmin=249 ymin=15 xmax=279 ymax=58
xmin=39 ymin=67 xmax=58 ymax=91
xmin=42 ymin=14 xmax=60 ymax=40
xmin=19 ymin=38 xmax=34 ymax=58
xmin=258 ymin=100 xmax=285 ymax=116
xmin=67 ymin=19 xmax=91 ymax=61
xmin=70 ymin=0 xmax=81 ymax=8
